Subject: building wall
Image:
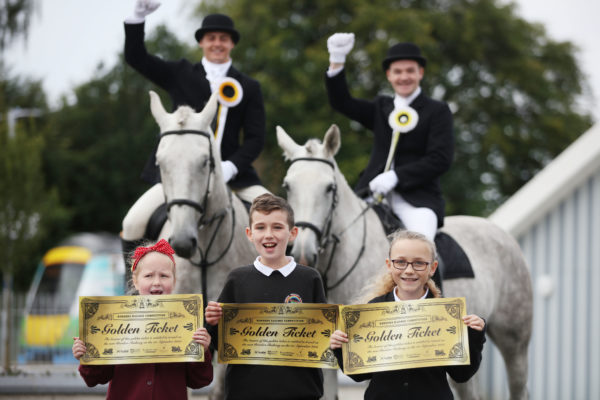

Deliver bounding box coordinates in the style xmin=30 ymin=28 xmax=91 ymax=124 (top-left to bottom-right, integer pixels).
xmin=476 ymin=171 xmax=600 ymax=399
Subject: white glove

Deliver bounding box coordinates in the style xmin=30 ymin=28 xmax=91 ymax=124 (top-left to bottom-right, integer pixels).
xmin=221 ymin=160 xmax=238 ymax=183
xmin=369 ymin=170 xmax=398 ymax=197
xmin=327 ymin=33 xmax=355 ymax=64
xmin=128 ymin=0 xmax=161 ymax=23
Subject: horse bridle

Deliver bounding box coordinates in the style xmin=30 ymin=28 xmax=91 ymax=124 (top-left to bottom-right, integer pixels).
xmin=158 ymin=129 xmax=237 ymax=299
xmin=159 ymin=129 xmax=214 ymax=217
xmin=288 ymin=157 xmax=368 ymax=292
xmin=288 ymin=157 xmax=338 ymax=245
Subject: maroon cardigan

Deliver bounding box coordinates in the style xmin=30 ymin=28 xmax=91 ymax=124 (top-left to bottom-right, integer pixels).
xmin=78 ymin=349 xmax=212 ymax=400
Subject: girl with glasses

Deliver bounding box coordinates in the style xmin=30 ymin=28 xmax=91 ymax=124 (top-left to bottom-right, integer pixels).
xmin=329 ymin=230 xmax=486 ymax=399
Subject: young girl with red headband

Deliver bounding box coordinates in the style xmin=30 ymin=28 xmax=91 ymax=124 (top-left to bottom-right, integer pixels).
xmin=72 ymin=239 xmax=213 ymax=400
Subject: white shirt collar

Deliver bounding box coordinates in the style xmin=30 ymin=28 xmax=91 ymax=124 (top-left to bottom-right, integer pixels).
xmin=394 ymin=86 xmax=421 ymax=108
xmin=393 ymin=286 xmax=429 ymax=301
xmin=201 ymin=57 xmax=232 ymax=92
xmin=253 ymin=256 xmax=297 ymax=277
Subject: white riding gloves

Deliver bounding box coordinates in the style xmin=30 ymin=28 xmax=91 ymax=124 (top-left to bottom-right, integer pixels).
xmin=221 ymin=160 xmax=238 ymax=183
xmin=369 ymin=170 xmax=399 ymax=197
xmin=128 ymin=0 xmax=161 ymax=23
xmin=327 ymin=33 xmax=355 ymax=64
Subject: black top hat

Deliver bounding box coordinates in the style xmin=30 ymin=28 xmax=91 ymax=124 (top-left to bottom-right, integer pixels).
xmin=382 ymin=42 xmax=427 ymax=71
xmin=194 ymin=13 xmax=240 ymax=44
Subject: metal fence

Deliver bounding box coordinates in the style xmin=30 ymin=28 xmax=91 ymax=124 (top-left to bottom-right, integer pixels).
xmin=1 ymin=291 xmax=80 ymax=366
xmin=0 ymin=291 xmax=27 ymax=366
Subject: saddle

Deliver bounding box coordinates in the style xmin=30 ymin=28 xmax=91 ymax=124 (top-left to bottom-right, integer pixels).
xmin=145 ymin=203 xmax=168 ymax=241
xmin=371 ymin=202 xmax=474 ymax=281
xmin=143 ymin=197 xmax=252 ymax=241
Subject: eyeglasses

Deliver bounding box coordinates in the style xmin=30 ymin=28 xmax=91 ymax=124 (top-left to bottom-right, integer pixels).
xmin=390 ymin=259 xmax=430 ymax=271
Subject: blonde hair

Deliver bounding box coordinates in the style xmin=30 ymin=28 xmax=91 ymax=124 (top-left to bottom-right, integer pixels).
xmin=355 ymin=230 xmax=441 ymax=303
xmin=126 ymin=239 xmax=176 ymax=295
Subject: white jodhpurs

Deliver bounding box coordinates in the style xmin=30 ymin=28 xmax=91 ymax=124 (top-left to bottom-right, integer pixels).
xmin=122 ymin=184 xmax=271 ymax=241
xmin=233 ymin=185 xmax=270 ymax=204
xmin=387 ymin=191 xmax=438 ymax=241
xmin=122 ymin=183 xmax=166 ymax=240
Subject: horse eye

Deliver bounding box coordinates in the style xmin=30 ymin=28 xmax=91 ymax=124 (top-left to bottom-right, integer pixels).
xmin=326 ymin=183 xmax=336 ymax=193
xmin=282 ymin=181 xmax=289 ymax=191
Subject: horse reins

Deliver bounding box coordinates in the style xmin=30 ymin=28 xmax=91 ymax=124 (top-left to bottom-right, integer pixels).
xmin=158 ymin=129 xmax=237 ymax=301
xmin=288 ymin=157 xmax=370 ymax=292
xmin=289 ymin=157 xmax=338 ymax=246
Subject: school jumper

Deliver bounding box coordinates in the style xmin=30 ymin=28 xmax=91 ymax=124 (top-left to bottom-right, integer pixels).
xmin=209 ymin=263 xmax=327 ymax=400
xmin=78 ymin=348 xmax=213 ymax=400
xmin=325 ymin=70 xmax=454 ymax=227
xmin=333 ymin=290 xmax=486 ymax=400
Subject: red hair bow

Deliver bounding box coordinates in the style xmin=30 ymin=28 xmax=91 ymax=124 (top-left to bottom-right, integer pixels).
xmin=131 ymin=239 xmax=176 ymax=272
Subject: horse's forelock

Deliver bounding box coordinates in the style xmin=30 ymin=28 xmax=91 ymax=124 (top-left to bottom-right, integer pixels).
xmin=175 ymin=106 xmax=195 ymax=128
xmin=305 ymin=139 xmax=324 ymax=156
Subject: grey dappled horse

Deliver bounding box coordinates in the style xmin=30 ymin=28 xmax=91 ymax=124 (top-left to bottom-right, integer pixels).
xmin=277 ymin=124 xmax=533 ymax=400
xmin=149 ymin=91 xmax=256 ymax=399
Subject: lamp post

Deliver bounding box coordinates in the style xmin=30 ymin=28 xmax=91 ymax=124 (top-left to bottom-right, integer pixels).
xmin=1 ymin=107 xmax=43 ymax=372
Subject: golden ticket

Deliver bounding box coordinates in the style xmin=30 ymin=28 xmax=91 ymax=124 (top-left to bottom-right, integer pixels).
xmin=218 ymin=303 xmax=338 ymax=369
xmin=339 ymin=297 xmax=470 ymax=374
xmin=79 ymin=294 xmax=204 ymax=365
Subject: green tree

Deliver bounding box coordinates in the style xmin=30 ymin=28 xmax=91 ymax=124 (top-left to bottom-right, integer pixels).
xmin=43 ymin=25 xmax=197 ymax=234
xmin=0 ymin=0 xmax=34 ymax=51
xmin=0 ymin=0 xmax=66 ymax=371
xmin=194 ymin=0 xmax=593 ymax=215
xmin=0 ymin=67 xmax=64 ymax=371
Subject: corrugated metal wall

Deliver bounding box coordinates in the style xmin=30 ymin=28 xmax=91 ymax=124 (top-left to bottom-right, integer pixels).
xmin=475 ymin=172 xmax=600 ymax=400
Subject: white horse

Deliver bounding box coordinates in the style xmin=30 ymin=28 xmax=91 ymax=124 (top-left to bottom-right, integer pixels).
xmin=277 ymin=124 xmax=533 ymax=400
xmin=148 ymin=90 xmax=257 ymax=399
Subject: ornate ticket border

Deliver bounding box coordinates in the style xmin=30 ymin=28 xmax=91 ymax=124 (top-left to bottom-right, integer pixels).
xmin=79 ymin=294 xmax=203 ymax=365
xmin=218 ymin=303 xmax=339 ymax=369
xmin=340 ymin=297 xmax=470 ymax=374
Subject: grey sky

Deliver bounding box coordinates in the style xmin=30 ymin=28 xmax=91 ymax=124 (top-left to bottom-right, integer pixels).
xmin=5 ymin=0 xmax=599 ymax=120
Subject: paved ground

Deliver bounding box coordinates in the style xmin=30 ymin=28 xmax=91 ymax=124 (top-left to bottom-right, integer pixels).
xmin=1 ymin=364 xmax=367 ymax=399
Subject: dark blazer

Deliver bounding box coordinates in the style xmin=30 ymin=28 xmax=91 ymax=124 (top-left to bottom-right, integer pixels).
xmin=325 ymin=70 xmax=454 ymax=226
xmin=334 ymin=291 xmax=486 ymax=400
xmin=124 ymin=22 xmax=265 ymax=189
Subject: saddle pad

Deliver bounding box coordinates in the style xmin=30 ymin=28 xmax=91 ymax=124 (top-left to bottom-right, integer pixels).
xmin=372 ymin=203 xmax=404 ymax=235
xmin=435 ymin=232 xmax=474 ymax=280
xmin=144 ymin=203 xmax=168 ymax=241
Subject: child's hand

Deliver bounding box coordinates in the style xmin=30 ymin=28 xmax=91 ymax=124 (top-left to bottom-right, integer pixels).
xmin=205 ymin=301 xmax=223 ymax=326
xmin=72 ymin=337 xmax=87 ymax=360
xmin=329 ymin=330 xmax=348 ymax=349
xmin=463 ymin=314 xmax=485 ymax=331
xmin=192 ymin=327 xmax=211 ymax=351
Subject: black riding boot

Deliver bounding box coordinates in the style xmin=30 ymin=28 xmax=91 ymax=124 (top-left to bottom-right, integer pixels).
xmin=121 ymin=237 xmax=145 ymax=292
xmin=433 ymin=255 xmax=444 ymax=295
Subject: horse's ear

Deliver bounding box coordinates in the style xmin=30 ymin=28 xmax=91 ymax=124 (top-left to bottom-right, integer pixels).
xmin=197 ymin=92 xmax=219 ymax=128
xmin=323 ymin=124 xmax=341 ymax=157
xmin=149 ymin=90 xmax=168 ymax=122
xmin=276 ymin=126 xmax=302 ymax=159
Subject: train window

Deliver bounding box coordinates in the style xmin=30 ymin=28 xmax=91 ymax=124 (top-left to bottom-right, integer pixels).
xmin=31 ymin=263 xmax=84 ymax=314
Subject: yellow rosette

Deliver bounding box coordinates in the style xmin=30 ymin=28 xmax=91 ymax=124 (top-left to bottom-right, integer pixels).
xmin=388 ymin=106 xmax=419 ymax=133
xmin=217 ymin=77 xmax=243 ymax=107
